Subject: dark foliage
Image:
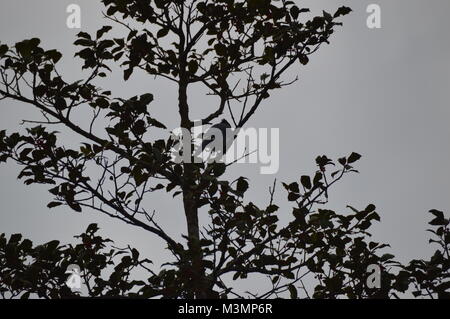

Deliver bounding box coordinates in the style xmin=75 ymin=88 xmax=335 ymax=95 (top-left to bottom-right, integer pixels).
xmin=0 ymin=1 xmax=448 ymax=299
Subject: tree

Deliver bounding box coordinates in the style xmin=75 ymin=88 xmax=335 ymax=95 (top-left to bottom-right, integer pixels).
xmin=0 ymin=1 xmax=448 ymax=299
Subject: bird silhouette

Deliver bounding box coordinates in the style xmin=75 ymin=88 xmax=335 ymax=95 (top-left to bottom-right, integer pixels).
xmin=201 ymin=119 xmax=232 ymax=153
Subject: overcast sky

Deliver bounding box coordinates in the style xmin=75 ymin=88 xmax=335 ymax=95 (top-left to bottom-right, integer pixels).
xmin=1 ymin=0 xmax=450 ymax=296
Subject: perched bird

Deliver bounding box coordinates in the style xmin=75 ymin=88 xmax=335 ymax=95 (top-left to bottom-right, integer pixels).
xmin=201 ymin=119 xmax=232 ymax=153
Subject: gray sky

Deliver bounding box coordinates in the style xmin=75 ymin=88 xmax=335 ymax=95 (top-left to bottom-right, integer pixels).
xmin=1 ymin=0 xmax=450 ymax=295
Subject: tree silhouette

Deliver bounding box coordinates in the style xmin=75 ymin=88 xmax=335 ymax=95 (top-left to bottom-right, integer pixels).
xmin=0 ymin=1 xmax=448 ymax=299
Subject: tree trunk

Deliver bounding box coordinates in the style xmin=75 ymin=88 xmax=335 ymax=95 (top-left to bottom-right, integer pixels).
xmin=178 ymin=73 xmax=212 ymax=298
xmin=182 ymin=182 xmax=209 ymax=298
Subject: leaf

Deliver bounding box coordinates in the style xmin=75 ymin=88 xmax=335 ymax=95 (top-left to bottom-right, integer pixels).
xmin=334 ymin=6 xmax=352 ymax=18
xmin=266 ymin=204 xmax=279 ymax=214
xmin=147 ymin=117 xmax=167 ymax=129
xmin=298 ymin=54 xmax=309 ymax=65
xmin=46 ymin=240 xmax=60 ymax=251
xmin=120 ymin=167 xmax=131 ymax=174
xmin=74 ymin=39 xmax=94 ymax=47
xmin=131 ymin=248 xmax=140 ymax=261
xmin=97 ymin=26 xmax=113 ymax=39
xmin=86 ymin=223 xmax=99 ymax=233
xmin=236 ymin=177 xmax=249 ymax=194
xmin=45 ymin=50 xmax=62 ymax=63
xmin=68 ymin=202 xmax=82 ymax=212
xmin=290 ymin=6 xmax=300 ymax=19
xmin=283 ymin=271 xmax=295 ymax=280
xmin=77 ymin=32 xmax=91 ymax=39
xmin=157 ymin=28 xmax=169 ymax=38
xmin=15 ymin=38 xmax=41 ymax=57
xmin=47 ymin=202 xmax=63 ymax=209
xmin=188 ymin=60 xmax=199 ymax=74
xmin=288 ymin=182 xmax=299 ymax=193
xmin=428 ymin=209 xmax=447 ymax=226
xmin=368 ymin=212 xmax=381 ymax=222
xmin=429 ymin=218 xmax=447 ymax=226
xmin=20 ymin=239 xmax=33 ymax=251
xmin=348 ymin=152 xmax=362 ymax=163
xmin=288 ymin=284 xmax=298 ymax=299
xmin=214 ymin=43 xmax=227 ymax=56
xmin=96 ymin=98 xmax=109 ymax=109
xmin=429 ymin=209 xmax=444 ymax=220
xmin=124 ymin=68 xmax=133 ymax=81
xmin=0 ymin=44 xmax=8 ymax=57
xmin=323 ymin=10 xmax=333 ymax=22
xmin=288 ymin=192 xmax=300 ymax=202
xmin=300 ymin=175 xmax=312 ymax=189
xmin=20 ymin=292 xmax=30 ymax=300
xmin=140 ymin=93 xmax=154 ymax=105
xmin=213 ymin=163 xmax=226 ymax=177
xmin=380 ymin=253 xmax=395 ymax=262
xmin=9 ymin=234 xmax=22 ymax=243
